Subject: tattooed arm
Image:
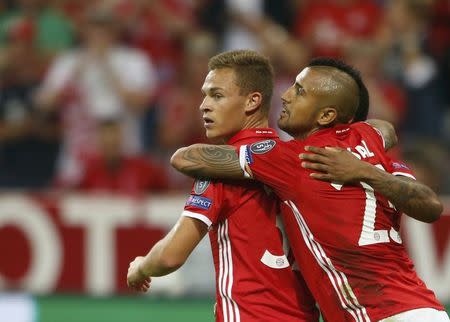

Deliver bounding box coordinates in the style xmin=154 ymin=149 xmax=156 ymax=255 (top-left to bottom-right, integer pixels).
xmin=300 ymin=146 xmax=443 ymax=223
xmin=363 ymin=170 xmax=443 ymax=223
xmin=170 ymin=144 xmax=246 ymax=180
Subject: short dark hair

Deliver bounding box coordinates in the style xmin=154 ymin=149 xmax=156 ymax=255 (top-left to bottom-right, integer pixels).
xmin=307 ymin=57 xmax=369 ymax=122
xmin=208 ymin=50 xmax=274 ymax=115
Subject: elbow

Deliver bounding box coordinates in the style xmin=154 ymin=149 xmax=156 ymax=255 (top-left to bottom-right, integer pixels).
xmin=159 ymin=253 xmax=186 ymax=273
xmin=170 ymin=147 xmax=187 ymax=170
xmin=414 ymin=197 xmax=444 ymax=223
xmin=386 ymin=122 xmax=398 ymax=148
xmin=427 ymin=197 xmax=444 ymax=223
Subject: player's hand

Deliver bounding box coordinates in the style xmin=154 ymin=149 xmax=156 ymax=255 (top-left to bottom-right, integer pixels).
xmin=299 ymin=146 xmax=370 ymax=184
xmin=127 ymin=256 xmax=151 ymax=292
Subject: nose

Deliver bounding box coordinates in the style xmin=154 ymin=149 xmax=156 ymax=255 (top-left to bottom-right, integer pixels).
xmin=200 ymin=97 xmax=211 ymax=112
xmin=281 ymin=90 xmax=289 ymax=104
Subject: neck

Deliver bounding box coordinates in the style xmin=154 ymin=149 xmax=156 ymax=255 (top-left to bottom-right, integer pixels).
xmin=219 ymin=116 xmax=269 ymax=144
xmin=242 ymin=114 xmax=269 ymax=130
xmin=294 ymin=127 xmax=321 ymax=140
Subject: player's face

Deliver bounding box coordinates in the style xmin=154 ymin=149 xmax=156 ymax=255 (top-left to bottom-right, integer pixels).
xmin=278 ymin=68 xmax=322 ymax=138
xmin=200 ymin=68 xmax=247 ymax=142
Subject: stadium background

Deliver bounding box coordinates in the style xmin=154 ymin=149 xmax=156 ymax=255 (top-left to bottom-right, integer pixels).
xmin=0 ymin=0 xmax=449 ymax=321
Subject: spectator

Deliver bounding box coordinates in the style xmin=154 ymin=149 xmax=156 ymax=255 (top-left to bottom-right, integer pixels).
xmin=118 ymin=0 xmax=195 ymax=87
xmin=292 ymin=0 xmax=382 ymax=58
xmin=77 ymin=119 xmax=168 ymax=196
xmin=344 ymin=40 xmax=407 ymax=128
xmin=377 ymin=0 xmax=447 ymax=140
xmin=36 ymin=4 xmax=157 ymax=187
xmin=154 ymin=32 xmax=216 ymax=189
xmin=0 ymin=17 xmax=60 ymax=188
xmin=0 ymin=0 xmax=74 ymax=56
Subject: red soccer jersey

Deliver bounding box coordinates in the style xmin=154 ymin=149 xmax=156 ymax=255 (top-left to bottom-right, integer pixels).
xmin=183 ymin=129 xmax=319 ymax=322
xmin=238 ymin=122 xmax=444 ymax=322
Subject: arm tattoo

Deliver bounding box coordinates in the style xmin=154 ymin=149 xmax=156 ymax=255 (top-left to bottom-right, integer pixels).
xmin=175 ymin=144 xmax=244 ymax=179
xmin=366 ymin=172 xmax=442 ymax=223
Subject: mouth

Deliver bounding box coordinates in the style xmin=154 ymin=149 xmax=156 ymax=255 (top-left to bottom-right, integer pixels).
xmin=203 ymin=116 xmax=214 ymax=128
xmin=279 ymin=106 xmax=289 ymax=119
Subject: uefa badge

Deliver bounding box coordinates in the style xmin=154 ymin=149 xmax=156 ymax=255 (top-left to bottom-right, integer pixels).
xmin=194 ymin=179 xmax=210 ymax=195
xmin=250 ymin=139 xmax=276 ymax=154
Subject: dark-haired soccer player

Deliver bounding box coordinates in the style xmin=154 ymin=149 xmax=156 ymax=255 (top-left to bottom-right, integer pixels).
xmin=171 ymin=58 xmax=448 ymax=322
xmin=127 ymin=50 xmax=319 ymax=322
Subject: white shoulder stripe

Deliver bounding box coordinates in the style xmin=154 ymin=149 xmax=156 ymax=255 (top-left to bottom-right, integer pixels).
xmin=181 ymin=211 xmax=212 ymax=227
xmin=392 ymin=172 xmax=416 ymax=180
xmin=239 ymin=145 xmax=251 ymax=178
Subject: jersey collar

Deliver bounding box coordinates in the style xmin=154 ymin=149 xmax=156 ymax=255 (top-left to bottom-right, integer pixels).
xmin=306 ymin=124 xmax=351 ymax=141
xmin=227 ymin=128 xmax=279 ymax=144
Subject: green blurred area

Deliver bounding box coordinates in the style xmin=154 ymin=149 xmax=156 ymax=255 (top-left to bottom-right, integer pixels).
xmin=37 ymin=296 xmax=450 ymax=322
xmin=38 ymin=296 xmax=215 ymax=322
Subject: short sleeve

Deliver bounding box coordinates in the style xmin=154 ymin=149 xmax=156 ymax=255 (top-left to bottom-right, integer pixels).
xmin=40 ymin=53 xmax=77 ymax=93
xmin=182 ymin=179 xmax=222 ymax=228
xmin=237 ymin=139 xmax=295 ymax=199
xmin=120 ymin=49 xmax=157 ymax=93
xmin=387 ymin=159 xmax=416 ymax=180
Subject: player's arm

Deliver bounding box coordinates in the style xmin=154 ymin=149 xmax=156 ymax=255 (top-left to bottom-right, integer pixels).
xmin=127 ymin=216 xmax=208 ymax=291
xmin=365 ymin=119 xmax=398 ymax=150
xmin=170 ymin=144 xmax=247 ymax=179
xmin=300 ymin=146 xmax=443 ymax=223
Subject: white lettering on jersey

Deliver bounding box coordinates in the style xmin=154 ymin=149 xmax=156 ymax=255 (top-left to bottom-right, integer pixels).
xmin=347 ymin=140 xmax=375 ymax=160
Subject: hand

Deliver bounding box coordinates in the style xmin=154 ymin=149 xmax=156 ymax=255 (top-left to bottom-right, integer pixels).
xmin=127 ymin=256 xmax=151 ymax=292
xmin=299 ymin=146 xmax=370 ymax=184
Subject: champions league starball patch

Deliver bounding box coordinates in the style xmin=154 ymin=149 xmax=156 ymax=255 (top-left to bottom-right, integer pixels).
xmin=250 ymin=139 xmax=276 ymax=154
xmin=194 ymin=179 xmax=210 ymax=195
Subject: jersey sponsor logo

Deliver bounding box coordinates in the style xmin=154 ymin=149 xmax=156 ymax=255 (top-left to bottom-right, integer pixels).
xmin=250 ymin=139 xmax=276 ymax=154
xmin=186 ymin=195 xmax=212 ymax=210
xmin=194 ymin=180 xmax=210 ymax=195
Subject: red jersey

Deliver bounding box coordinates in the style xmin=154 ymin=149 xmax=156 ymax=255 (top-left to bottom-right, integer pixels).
xmin=183 ymin=129 xmax=319 ymax=322
xmin=238 ymin=122 xmax=444 ymax=322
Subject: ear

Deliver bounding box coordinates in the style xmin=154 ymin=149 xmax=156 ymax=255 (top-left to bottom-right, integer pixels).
xmin=317 ymin=107 xmax=337 ymax=126
xmin=244 ymin=92 xmax=263 ymax=113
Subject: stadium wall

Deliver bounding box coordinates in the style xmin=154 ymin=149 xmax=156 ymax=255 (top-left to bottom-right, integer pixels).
xmin=0 ymin=193 xmax=449 ymax=321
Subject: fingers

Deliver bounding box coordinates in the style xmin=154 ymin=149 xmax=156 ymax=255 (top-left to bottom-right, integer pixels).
xmin=128 ymin=279 xmax=151 ymax=292
xmin=304 ymin=145 xmax=345 ymax=155
xmin=309 ymin=172 xmax=333 ymax=182
xmin=304 ymin=145 xmax=329 ymax=155
xmin=299 ymin=152 xmax=328 ymax=163
xmin=301 ymin=161 xmax=328 ymax=172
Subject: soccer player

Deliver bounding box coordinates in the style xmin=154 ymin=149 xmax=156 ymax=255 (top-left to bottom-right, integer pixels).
xmin=170 ymin=58 xmax=448 ymax=322
xmin=127 ymin=50 xmax=320 ymax=322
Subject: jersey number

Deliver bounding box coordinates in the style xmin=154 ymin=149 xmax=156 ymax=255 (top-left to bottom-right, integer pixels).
xmin=260 ymin=216 xmax=290 ymax=269
xmin=333 ymin=164 xmax=402 ymax=246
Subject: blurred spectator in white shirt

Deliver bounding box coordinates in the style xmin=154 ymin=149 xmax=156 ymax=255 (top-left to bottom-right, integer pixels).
xmin=35 ymin=4 xmax=157 ymax=187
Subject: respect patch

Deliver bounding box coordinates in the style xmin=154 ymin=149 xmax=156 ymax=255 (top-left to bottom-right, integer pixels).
xmin=186 ymin=195 xmax=213 ymax=210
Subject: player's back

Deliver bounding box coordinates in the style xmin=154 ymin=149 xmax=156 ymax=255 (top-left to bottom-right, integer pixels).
xmin=183 ymin=129 xmax=318 ymax=322
xmin=240 ymin=123 xmax=444 ymax=322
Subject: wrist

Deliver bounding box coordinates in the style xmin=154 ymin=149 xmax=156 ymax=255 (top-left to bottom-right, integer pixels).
xmin=359 ymin=162 xmax=384 ymax=184
xmin=137 ymin=261 xmax=150 ymax=279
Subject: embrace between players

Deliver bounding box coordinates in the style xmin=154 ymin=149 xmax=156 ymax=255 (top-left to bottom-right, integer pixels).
xmin=127 ymin=50 xmax=449 ymax=322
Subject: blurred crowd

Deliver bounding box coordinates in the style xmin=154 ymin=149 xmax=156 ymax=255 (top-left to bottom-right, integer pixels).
xmin=0 ymin=0 xmax=449 ymax=195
